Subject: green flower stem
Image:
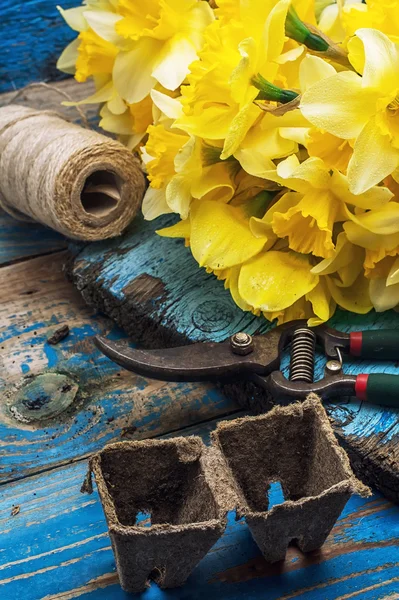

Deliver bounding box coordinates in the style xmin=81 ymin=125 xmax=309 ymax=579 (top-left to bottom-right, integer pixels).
xmin=251 ymin=74 xmax=299 ymax=104
xmin=285 ymin=6 xmax=329 ymax=52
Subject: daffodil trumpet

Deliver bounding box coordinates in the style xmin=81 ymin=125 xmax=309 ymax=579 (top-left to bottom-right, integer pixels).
xmin=58 ymin=0 xmax=399 ymax=325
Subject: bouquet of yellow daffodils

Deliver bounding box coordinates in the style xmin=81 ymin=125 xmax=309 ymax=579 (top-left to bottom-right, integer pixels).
xmin=58 ymin=0 xmax=399 ymax=325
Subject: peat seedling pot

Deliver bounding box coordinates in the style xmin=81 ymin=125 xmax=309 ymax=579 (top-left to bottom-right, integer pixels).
xmin=212 ymin=395 xmax=370 ymax=562
xmin=89 ymin=436 xmax=226 ymax=593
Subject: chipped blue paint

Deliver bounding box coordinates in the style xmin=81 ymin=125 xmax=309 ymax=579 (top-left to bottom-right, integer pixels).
xmin=0 ymin=1 xmax=78 ymax=94
xmin=20 ymin=363 xmax=30 ymax=374
xmin=42 ymin=342 xmax=58 ymax=369
xmin=1 ymin=307 xmax=237 ymax=481
xmin=0 ymin=320 xmax=49 ymax=344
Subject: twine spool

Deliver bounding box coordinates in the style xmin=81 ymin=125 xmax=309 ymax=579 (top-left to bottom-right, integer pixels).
xmin=0 ymin=105 xmax=145 ymax=241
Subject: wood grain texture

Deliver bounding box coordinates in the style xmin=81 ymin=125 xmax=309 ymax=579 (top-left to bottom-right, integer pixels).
xmin=71 ymin=215 xmax=399 ymax=502
xmin=0 ymin=211 xmax=66 ymax=266
xmin=0 ymin=250 xmax=238 ymax=483
xmin=0 ymin=418 xmax=398 ymax=600
xmin=0 ymin=1 xmax=77 ymax=93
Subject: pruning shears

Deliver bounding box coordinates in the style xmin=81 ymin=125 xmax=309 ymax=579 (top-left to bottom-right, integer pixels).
xmin=95 ymin=323 xmax=399 ymax=407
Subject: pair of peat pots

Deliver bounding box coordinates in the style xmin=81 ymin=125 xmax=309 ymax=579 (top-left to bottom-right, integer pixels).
xmin=85 ymin=395 xmax=369 ymax=593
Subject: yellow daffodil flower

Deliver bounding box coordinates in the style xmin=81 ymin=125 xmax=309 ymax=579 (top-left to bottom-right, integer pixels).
xmin=240 ymin=153 xmax=393 ymax=258
xmin=342 ymin=0 xmax=399 ymax=42
xmin=99 ymin=95 xmax=153 ymax=148
xmin=317 ymin=0 xmax=366 ymax=42
xmin=142 ymin=124 xmax=237 ymax=220
xmin=301 ymin=29 xmax=399 ymax=194
xmin=58 ymin=0 xmax=399 ymax=322
xmin=176 ymin=0 xmax=292 ymax=159
xmin=113 ymin=0 xmax=214 ymax=103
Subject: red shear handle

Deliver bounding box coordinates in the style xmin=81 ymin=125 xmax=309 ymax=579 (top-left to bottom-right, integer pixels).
xmin=350 ymin=330 xmax=399 ymax=360
xmin=355 ymin=374 xmax=399 ymax=407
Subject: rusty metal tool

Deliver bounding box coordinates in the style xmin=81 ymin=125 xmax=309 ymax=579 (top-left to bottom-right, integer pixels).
xmin=94 ymin=323 xmax=399 ymax=406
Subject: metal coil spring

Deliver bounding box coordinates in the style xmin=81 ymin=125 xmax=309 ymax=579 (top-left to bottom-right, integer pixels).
xmin=289 ymin=328 xmax=316 ymax=383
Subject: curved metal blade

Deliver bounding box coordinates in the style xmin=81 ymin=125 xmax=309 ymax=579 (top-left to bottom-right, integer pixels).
xmin=94 ymin=329 xmax=284 ymax=383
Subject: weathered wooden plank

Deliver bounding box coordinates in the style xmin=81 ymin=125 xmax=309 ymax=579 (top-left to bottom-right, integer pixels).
xmin=0 ymin=251 xmax=238 ymax=483
xmin=0 ymin=211 xmax=66 ymax=266
xmin=0 ymin=78 xmax=97 ymax=126
xmin=0 ymin=418 xmax=398 ymax=600
xmin=0 ymin=1 xmax=76 ymax=94
xmin=71 ymin=215 xmax=399 ymax=502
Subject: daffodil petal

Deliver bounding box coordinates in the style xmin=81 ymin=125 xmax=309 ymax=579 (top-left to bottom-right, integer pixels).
xmin=327 ymin=272 xmax=372 ymax=314
xmin=166 ymin=175 xmax=192 ymax=219
xmin=370 ymin=278 xmax=399 ymax=311
xmin=99 ymin=105 xmax=135 ymax=134
xmin=176 ymin=105 xmax=238 ymax=140
xmin=348 ymin=202 xmax=399 ymax=235
xmin=152 ymin=36 xmax=198 ymax=91
xmin=311 ymin=232 xmax=354 ymax=275
xmin=241 ymin=117 xmax=300 ymax=159
xmin=108 ymin=92 xmax=127 ymax=115
xmin=225 ymin=266 xmax=253 ymax=312
xmin=279 ymin=127 xmax=309 ymax=147
xmin=262 ymin=0 xmax=291 ymax=63
xmin=306 ymin=279 xmax=334 ymax=324
xmin=300 ymin=71 xmax=380 ymax=139
xmin=317 ymin=3 xmax=343 ymax=41
xmin=331 ymin=170 xmax=393 ymax=209
xmin=57 ymin=38 xmax=79 ymax=74
xmin=356 ymin=28 xmax=399 ymax=92
xmin=299 ymin=55 xmax=336 ymax=92
xmin=388 ymin=257 xmax=399 ymax=286
xmin=156 ymin=218 xmax=191 ymax=238
xmin=347 ymin=35 xmax=365 ymax=74
xmin=83 ymin=11 xmax=124 ymax=44
xmin=143 ymin=187 xmax=173 ymax=220
xmin=279 ymin=156 xmax=331 ymax=189
xmin=113 ymin=38 xmax=161 ymax=103
xmin=58 ymin=5 xmax=88 ymax=32
xmin=348 ymin=117 xmax=399 ymax=195
xmin=221 ymin=101 xmax=260 ymax=160
xmin=235 ymin=149 xmax=277 ymax=178
xmin=151 ymin=89 xmax=183 ymax=119
xmin=190 ymin=201 xmax=267 ymax=270
xmin=191 ymin=163 xmax=235 ymax=203
xmin=239 ymin=251 xmax=318 ymax=312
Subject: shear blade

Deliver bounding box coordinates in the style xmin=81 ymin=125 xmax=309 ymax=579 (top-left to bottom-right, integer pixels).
xmin=94 ymin=330 xmax=283 ymax=383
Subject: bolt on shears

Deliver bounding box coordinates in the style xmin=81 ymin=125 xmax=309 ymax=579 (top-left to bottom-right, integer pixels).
xmin=95 ymin=323 xmax=399 ymax=406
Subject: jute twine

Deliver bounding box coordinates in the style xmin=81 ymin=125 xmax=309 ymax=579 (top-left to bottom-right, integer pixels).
xmin=0 ymin=104 xmax=145 ymax=241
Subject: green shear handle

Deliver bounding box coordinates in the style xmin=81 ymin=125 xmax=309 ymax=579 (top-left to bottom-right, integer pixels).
xmin=350 ymin=330 xmax=399 ymax=361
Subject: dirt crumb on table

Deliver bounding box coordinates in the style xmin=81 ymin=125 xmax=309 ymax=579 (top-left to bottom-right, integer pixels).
xmin=47 ymin=325 xmax=70 ymax=345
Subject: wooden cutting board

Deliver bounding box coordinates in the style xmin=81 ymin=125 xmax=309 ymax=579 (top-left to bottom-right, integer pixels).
xmin=70 ymin=214 xmax=399 ymax=503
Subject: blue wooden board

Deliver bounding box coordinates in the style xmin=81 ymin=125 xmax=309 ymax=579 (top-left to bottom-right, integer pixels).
xmin=0 ymin=211 xmax=66 ymax=266
xmin=1 ymin=417 xmax=399 ymax=600
xmin=71 ymin=215 xmax=399 ymax=502
xmin=0 ymin=1 xmax=76 ymax=93
xmin=0 ymin=250 xmax=238 ymax=483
